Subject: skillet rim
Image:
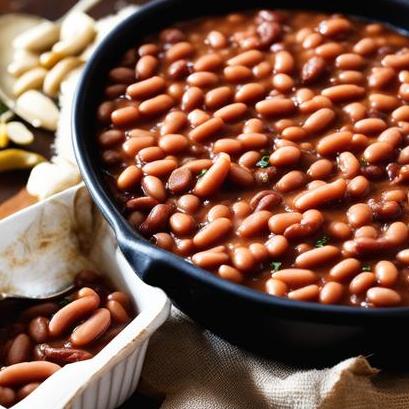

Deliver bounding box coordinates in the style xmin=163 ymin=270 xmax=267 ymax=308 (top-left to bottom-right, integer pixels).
xmin=72 ymin=0 xmax=409 ymax=323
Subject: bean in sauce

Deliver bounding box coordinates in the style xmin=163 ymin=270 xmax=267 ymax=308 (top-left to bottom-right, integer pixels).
xmin=96 ymin=9 xmax=409 ymax=308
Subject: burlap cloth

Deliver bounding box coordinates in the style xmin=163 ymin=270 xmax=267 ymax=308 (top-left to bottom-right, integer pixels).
xmin=140 ymin=308 xmax=409 ymax=409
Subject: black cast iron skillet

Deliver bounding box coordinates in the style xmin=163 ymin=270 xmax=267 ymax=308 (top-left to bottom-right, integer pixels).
xmin=73 ymin=0 xmax=409 ymax=368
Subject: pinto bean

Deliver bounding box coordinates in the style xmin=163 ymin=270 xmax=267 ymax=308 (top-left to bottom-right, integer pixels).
xmin=127 ymin=76 xmax=165 ymax=99
xmin=28 ymin=317 xmax=49 ymax=343
xmin=275 ymin=170 xmax=306 ymax=192
xmin=272 ymin=269 xmax=318 ymax=288
xmin=269 ymin=146 xmax=301 ymax=167
xmin=228 ymin=164 xmax=255 ymax=187
xmin=301 ymin=56 xmax=327 ymax=84
xmin=237 ymin=210 xmax=272 ymax=237
xmin=193 ymin=218 xmax=233 ymax=248
xmin=288 ymin=285 xmax=320 ymax=301
xmin=0 ymin=362 xmax=60 ymax=387
xmin=218 ymin=265 xmax=243 ymax=283
xmin=274 ymin=50 xmax=294 ymax=74
xmin=224 ymin=65 xmax=253 ymax=83
xmin=321 ymin=84 xmax=365 ymax=102
xmin=194 ymin=153 xmax=231 ymax=197
xmin=188 ymin=117 xmax=224 ymax=142
xmin=265 ymin=279 xmax=288 ymax=296
xmin=295 ymin=246 xmax=340 ymax=268
xmin=35 ymin=344 xmax=93 ymax=364
xmin=7 ymin=334 xmax=31 ymax=365
xmin=307 ymin=159 xmax=333 ymax=180
xmin=71 ymin=308 xmax=111 ymax=346
xmin=283 ymin=209 xmax=324 ymax=240
xmin=268 ymin=212 xmax=302 ymax=234
xmin=206 ymin=86 xmax=233 ymax=109
xmin=349 ymin=272 xmax=376 ymax=294
xmin=303 ymin=108 xmax=335 ymax=134
xmin=320 ymin=282 xmax=344 ymax=304
xmin=319 ymin=18 xmax=352 ymax=38
xmin=317 ymin=132 xmax=352 ymax=156
xmin=367 ymin=287 xmax=401 ymax=306
xmin=168 ymin=167 xmax=193 ymax=194
xmin=363 ymin=142 xmax=394 ymax=164
xmin=49 ymin=296 xmax=100 ymax=337
xmin=232 ymin=247 xmax=256 ymax=271
xmin=227 ymin=50 xmax=264 ymax=67
xmin=347 ymin=203 xmax=372 ymax=227
xmin=214 ymin=103 xmax=247 ymax=122
xmin=375 ymin=260 xmax=399 ymax=287
xmin=338 ymin=152 xmax=360 ymax=178
xmin=193 ymin=250 xmax=230 ymax=269
xmin=294 ymin=178 xmax=346 ymax=211
xmin=139 ymin=94 xmax=174 ymax=117
xmin=142 ymin=176 xmax=167 ymax=202
xmin=139 ymin=204 xmax=174 ymax=236
xmin=255 ymin=98 xmax=295 ymax=117
xmin=329 ymin=258 xmax=361 ymax=281
xmin=237 ymin=133 xmax=268 ymax=150
xmin=265 ymin=235 xmax=289 ymax=257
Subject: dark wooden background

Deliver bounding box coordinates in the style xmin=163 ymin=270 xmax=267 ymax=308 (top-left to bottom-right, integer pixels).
xmin=0 ymin=1 xmax=162 ymax=407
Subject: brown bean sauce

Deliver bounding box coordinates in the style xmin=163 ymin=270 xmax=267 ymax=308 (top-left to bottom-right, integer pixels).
xmin=96 ymin=10 xmax=409 ymax=308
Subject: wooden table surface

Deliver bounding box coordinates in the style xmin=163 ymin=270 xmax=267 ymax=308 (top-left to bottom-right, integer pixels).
xmin=0 ymin=1 xmax=162 ymax=407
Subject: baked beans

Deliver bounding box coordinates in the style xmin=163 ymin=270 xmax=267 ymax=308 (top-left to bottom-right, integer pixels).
xmin=96 ymin=9 xmax=409 ymax=307
xmin=0 ymin=271 xmax=134 ymax=406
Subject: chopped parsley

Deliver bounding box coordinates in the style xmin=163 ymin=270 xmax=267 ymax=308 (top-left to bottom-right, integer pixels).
xmin=256 ymin=154 xmax=270 ymax=169
xmin=0 ymin=101 xmax=7 ymax=115
xmin=362 ymin=264 xmax=371 ymax=272
xmin=270 ymin=261 xmax=282 ymax=272
xmin=197 ymin=169 xmax=208 ymax=178
xmin=360 ymin=157 xmax=368 ymax=167
xmin=315 ymin=235 xmax=329 ymax=248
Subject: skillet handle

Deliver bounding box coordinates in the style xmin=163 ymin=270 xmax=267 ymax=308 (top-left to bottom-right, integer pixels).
xmin=116 ymin=228 xmax=159 ymax=283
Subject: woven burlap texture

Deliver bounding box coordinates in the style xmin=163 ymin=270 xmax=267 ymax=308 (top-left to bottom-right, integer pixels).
xmin=141 ymin=308 xmax=409 ymax=409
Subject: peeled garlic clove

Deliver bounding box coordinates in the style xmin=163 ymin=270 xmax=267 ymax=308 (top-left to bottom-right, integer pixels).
xmin=13 ymin=67 xmax=47 ymax=96
xmin=6 ymin=121 xmax=34 ymax=145
xmin=52 ymin=12 xmax=96 ymax=57
xmin=60 ymin=12 xmax=95 ymax=41
xmin=13 ymin=21 xmax=59 ymax=52
xmin=8 ymin=49 xmax=39 ymax=77
xmin=15 ymin=90 xmax=59 ymax=131
xmin=40 ymin=50 xmax=63 ymax=69
xmin=27 ymin=159 xmax=81 ymax=200
xmin=43 ymin=57 xmax=82 ymax=97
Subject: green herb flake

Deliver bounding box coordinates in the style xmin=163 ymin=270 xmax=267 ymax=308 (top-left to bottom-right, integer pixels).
xmin=197 ymin=169 xmax=208 ymax=178
xmin=362 ymin=264 xmax=371 ymax=272
xmin=270 ymin=261 xmax=282 ymax=272
xmin=0 ymin=101 xmax=7 ymax=116
xmin=360 ymin=157 xmax=368 ymax=167
xmin=256 ymin=154 xmax=271 ymax=169
xmin=315 ymin=235 xmax=329 ymax=248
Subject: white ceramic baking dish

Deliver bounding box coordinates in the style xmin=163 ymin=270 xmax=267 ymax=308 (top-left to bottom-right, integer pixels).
xmin=0 ymin=185 xmax=170 ymax=409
